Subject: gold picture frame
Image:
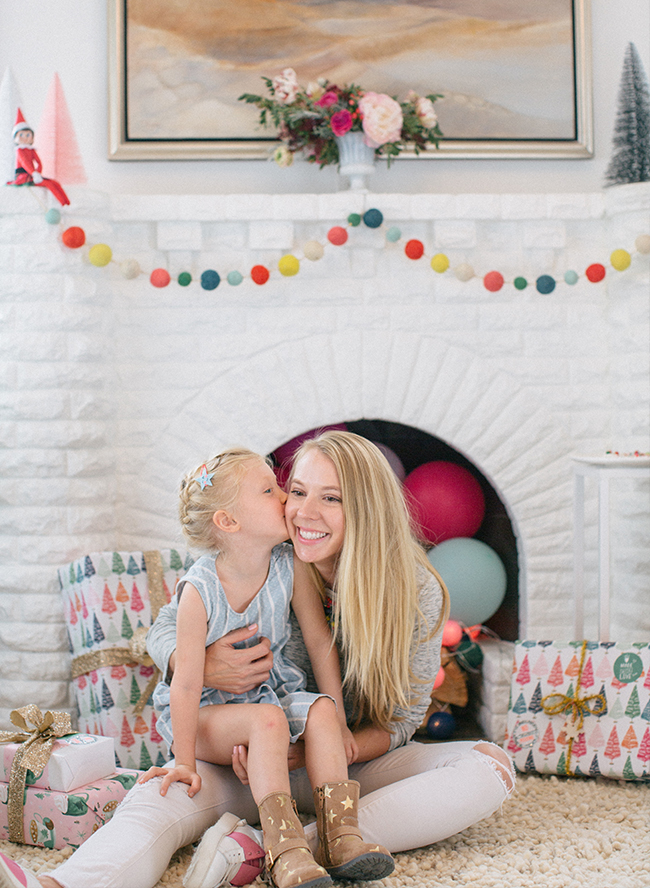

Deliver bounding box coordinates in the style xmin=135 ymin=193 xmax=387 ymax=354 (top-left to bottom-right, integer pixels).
xmin=108 ymin=0 xmax=593 ymax=161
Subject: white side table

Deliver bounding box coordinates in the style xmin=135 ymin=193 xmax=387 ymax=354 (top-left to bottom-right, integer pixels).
xmin=572 ymin=455 xmax=650 ymax=641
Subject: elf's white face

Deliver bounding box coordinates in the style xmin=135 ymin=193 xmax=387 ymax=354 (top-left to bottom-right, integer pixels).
xmin=15 ymin=129 xmax=34 ymax=146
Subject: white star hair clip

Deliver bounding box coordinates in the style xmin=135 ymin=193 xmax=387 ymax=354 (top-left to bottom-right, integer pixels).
xmin=197 ymin=464 xmax=215 ymax=490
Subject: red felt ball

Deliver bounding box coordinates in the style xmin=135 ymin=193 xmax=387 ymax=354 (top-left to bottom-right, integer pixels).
xmin=62 ymin=226 xmax=86 ymax=249
xmin=442 ymin=619 xmax=463 ymax=649
xmin=327 ymin=226 xmax=348 ymax=246
xmin=483 ymin=271 xmax=504 ymax=292
xmin=405 ymin=239 xmax=424 ymax=260
xmin=585 ymin=263 xmax=606 ymax=283
xmin=150 ymin=268 xmax=171 ymax=288
xmin=403 ymin=461 xmax=486 ymax=546
xmin=251 ymin=265 xmax=270 ymax=285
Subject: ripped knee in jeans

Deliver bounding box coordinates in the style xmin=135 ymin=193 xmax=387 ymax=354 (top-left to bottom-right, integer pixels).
xmin=471 ymin=742 xmax=516 ymax=796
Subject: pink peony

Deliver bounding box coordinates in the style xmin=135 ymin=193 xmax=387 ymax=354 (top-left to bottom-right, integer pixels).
xmin=415 ymin=96 xmax=438 ymax=128
xmin=272 ymin=68 xmax=299 ymax=104
xmin=330 ymin=109 xmax=354 ymax=136
xmin=358 ymin=92 xmax=403 ymax=148
xmin=315 ymin=91 xmax=339 ymax=108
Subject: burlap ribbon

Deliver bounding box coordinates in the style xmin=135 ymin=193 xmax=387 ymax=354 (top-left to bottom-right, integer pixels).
xmin=69 ymin=550 xmax=167 ymax=716
xmin=541 ymin=640 xmax=607 ymax=776
xmin=0 ymin=705 xmax=73 ymax=843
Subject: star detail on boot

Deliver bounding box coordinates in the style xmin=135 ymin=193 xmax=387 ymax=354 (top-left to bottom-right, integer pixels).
xmin=342 ymin=796 xmax=354 ymax=810
xmin=323 ymin=785 xmax=333 ymax=798
xmin=327 ymin=810 xmax=336 ymax=824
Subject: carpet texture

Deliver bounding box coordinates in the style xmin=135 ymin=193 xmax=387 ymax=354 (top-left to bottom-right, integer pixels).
xmin=1 ymin=775 xmax=649 ymax=888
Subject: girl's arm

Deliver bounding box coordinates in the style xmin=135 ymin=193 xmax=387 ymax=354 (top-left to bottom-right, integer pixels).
xmin=139 ymin=582 xmax=207 ymax=796
xmin=290 ymin=559 xmax=357 ymax=762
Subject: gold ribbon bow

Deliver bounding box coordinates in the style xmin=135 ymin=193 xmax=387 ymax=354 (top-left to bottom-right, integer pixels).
xmin=541 ymin=640 xmax=606 ymax=776
xmin=69 ymin=550 xmax=167 ymax=716
xmin=0 ymin=704 xmax=73 ymax=843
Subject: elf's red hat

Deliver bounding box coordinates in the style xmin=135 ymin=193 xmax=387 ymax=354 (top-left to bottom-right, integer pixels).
xmin=12 ymin=109 xmax=32 ymax=138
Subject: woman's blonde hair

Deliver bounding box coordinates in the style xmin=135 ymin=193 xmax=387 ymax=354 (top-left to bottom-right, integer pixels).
xmin=292 ymin=430 xmax=450 ymax=730
xmin=179 ymin=448 xmax=267 ymax=553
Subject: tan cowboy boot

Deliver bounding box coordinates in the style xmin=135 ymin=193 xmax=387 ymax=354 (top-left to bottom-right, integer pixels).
xmin=258 ymin=791 xmax=332 ymax=888
xmin=313 ymin=780 xmax=395 ymax=881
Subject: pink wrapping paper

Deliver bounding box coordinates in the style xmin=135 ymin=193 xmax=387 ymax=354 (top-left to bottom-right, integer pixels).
xmin=0 ymin=768 xmax=141 ymax=849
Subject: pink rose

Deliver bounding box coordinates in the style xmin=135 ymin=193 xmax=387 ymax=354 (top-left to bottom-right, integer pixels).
xmin=315 ymin=91 xmax=338 ymax=108
xmin=358 ymin=92 xmax=403 ymax=148
xmin=272 ymin=68 xmax=299 ymax=104
xmin=330 ymin=109 xmax=353 ymax=136
xmin=415 ymin=96 xmax=438 ymax=128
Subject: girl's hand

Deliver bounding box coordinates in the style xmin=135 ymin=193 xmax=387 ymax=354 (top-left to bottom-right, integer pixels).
xmin=231 ymin=744 xmax=250 ymax=785
xmin=138 ymin=764 xmax=201 ymax=797
xmin=341 ymin=726 xmax=359 ymax=765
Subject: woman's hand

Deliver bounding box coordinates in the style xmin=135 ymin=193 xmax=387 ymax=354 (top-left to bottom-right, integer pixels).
xmin=341 ymin=726 xmax=359 ymax=765
xmin=138 ymin=763 xmax=201 ymax=798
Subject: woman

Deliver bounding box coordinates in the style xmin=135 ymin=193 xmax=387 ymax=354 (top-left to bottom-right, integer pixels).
xmin=1 ymin=432 xmax=514 ymax=888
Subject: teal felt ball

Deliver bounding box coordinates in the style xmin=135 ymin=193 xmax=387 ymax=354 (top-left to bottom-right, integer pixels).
xmin=45 ymin=208 xmax=61 ymax=225
xmin=363 ymin=209 xmax=383 ymax=228
xmin=564 ymin=270 xmax=579 ymax=285
xmin=386 ymin=226 xmax=401 ymax=243
xmin=536 ymin=274 xmax=556 ymax=294
xmin=227 ymin=271 xmax=243 ymax=286
xmin=201 ymin=270 xmax=220 ymax=290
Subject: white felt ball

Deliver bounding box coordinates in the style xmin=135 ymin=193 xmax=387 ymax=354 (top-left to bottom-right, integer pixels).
xmin=303 ymin=240 xmax=325 ymax=261
xmin=454 ymin=263 xmax=474 ymax=282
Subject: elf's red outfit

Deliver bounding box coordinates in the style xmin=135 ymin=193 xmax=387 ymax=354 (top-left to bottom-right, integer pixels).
xmin=7 ymin=109 xmax=70 ymax=206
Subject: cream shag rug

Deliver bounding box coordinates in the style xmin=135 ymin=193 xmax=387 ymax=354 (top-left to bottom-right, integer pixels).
xmin=2 ymin=775 xmax=649 ymax=888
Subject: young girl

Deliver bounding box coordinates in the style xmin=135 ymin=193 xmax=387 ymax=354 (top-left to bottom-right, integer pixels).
xmin=140 ymin=449 xmax=393 ymax=888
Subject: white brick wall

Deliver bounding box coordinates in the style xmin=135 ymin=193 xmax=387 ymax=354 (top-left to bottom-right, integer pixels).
xmin=0 ymin=183 xmax=648 ymax=730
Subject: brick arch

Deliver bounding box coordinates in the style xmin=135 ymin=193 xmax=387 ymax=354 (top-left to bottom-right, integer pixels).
xmin=153 ymin=331 xmax=574 ymax=637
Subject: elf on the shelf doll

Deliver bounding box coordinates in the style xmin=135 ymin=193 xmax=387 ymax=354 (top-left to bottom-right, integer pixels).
xmin=7 ymin=109 xmax=70 ymax=206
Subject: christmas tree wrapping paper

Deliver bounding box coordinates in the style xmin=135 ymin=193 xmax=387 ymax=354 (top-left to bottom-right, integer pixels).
xmin=505 ymin=641 xmax=650 ymax=780
xmin=0 ymin=768 xmax=140 ymax=850
xmin=59 ymin=550 xmax=193 ymax=771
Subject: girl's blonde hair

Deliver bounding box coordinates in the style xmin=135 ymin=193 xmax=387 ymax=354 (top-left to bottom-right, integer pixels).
xmin=179 ymin=448 xmax=268 ymax=553
xmin=292 ymin=430 xmax=450 ymax=731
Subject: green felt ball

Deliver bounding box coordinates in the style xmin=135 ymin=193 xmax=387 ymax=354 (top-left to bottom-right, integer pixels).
xmin=347 ymin=213 xmax=361 ymax=227
xmin=513 ymin=276 xmax=528 ymax=290
xmin=177 ymin=272 xmax=192 ymax=287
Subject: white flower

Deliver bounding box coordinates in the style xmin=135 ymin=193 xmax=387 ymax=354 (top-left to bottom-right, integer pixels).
xmin=415 ymin=96 xmax=438 ymax=128
xmin=272 ymin=68 xmax=299 ymax=104
xmin=273 ymin=145 xmax=294 ymax=168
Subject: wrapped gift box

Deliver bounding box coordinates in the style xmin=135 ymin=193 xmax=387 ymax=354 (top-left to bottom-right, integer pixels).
xmin=59 ymin=550 xmax=193 ymax=770
xmin=1 ymin=733 xmax=115 ymax=792
xmin=0 ymin=768 xmax=141 ymax=849
xmin=505 ymin=641 xmax=650 ymax=780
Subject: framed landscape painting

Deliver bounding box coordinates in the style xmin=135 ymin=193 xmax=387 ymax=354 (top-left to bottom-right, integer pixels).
xmin=108 ymin=0 xmax=593 ymax=160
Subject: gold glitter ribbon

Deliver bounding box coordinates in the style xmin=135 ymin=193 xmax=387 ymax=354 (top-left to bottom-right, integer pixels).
xmin=69 ymin=551 xmax=167 ymax=716
xmin=0 ymin=705 xmax=73 ymax=843
xmin=541 ymin=640 xmax=607 ymax=776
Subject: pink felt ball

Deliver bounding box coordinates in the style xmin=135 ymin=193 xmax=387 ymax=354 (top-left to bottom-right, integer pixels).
xmin=273 ymin=424 xmax=348 ymax=471
xmin=403 ymin=461 xmax=486 ymax=546
xmin=483 ymin=271 xmax=504 ymax=292
xmin=150 ymin=268 xmax=171 ymax=288
xmin=442 ymin=619 xmax=463 ymax=649
xmin=433 ymin=666 xmax=446 ymax=690
xmin=327 ymin=226 xmax=348 ymax=246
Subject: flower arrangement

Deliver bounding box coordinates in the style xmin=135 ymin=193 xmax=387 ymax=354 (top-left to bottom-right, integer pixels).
xmin=239 ymin=68 xmax=443 ymax=168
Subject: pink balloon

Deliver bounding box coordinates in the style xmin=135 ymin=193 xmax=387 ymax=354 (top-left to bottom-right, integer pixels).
xmin=433 ymin=666 xmax=446 ymax=690
xmin=273 ymin=424 xmax=348 ymax=468
xmin=372 ymin=442 xmax=406 ymax=481
xmin=442 ymin=619 xmax=463 ymax=649
xmin=403 ymin=461 xmax=485 ymax=546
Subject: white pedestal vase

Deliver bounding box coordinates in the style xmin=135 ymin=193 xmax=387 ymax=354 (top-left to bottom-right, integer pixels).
xmin=336 ymin=131 xmax=376 ymax=191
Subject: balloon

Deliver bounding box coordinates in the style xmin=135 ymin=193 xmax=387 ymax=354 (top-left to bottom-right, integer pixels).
xmin=273 ymin=424 xmax=348 ymax=470
xmin=427 ymin=538 xmax=507 ymax=625
xmin=371 ymin=442 xmax=405 ymax=481
xmin=441 ymin=619 xmax=463 ymax=649
xmin=433 ymin=666 xmax=445 ymax=690
xmin=403 ymin=461 xmax=485 ymax=545
xmin=426 ymin=711 xmax=456 ymax=740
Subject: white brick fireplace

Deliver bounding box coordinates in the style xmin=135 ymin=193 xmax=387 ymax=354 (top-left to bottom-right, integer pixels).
xmin=1 ymin=182 xmax=648 ymax=733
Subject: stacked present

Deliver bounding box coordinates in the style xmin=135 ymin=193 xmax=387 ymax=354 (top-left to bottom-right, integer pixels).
xmin=59 ymin=549 xmax=193 ymax=770
xmin=0 ymin=705 xmax=140 ymax=849
xmin=505 ymin=640 xmax=650 ymax=780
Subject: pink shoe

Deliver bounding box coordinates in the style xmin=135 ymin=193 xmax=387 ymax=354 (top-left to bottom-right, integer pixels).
xmin=0 ymin=853 xmax=43 ymax=888
xmin=183 ymin=812 xmax=265 ymax=888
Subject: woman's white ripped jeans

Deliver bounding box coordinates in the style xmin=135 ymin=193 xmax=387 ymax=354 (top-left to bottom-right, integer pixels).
xmin=50 ymin=739 xmax=515 ymax=888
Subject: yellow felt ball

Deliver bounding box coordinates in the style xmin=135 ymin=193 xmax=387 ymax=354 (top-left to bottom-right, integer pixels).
xmin=303 ymin=240 xmax=325 ymax=261
xmin=635 ymin=234 xmax=650 ymax=255
xmin=610 ymin=249 xmax=631 ymax=271
xmin=431 ymin=253 xmax=450 ymax=273
xmin=278 ymin=254 xmax=300 ymax=276
xmin=89 ymin=244 xmax=113 ymax=267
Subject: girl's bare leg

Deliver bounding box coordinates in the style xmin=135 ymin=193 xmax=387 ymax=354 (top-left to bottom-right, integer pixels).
xmin=301 ymin=697 xmax=348 ymax=787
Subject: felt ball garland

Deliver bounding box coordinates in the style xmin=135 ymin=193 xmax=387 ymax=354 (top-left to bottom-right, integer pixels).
xmin=31 ymin=189 xmax=650 ymax=294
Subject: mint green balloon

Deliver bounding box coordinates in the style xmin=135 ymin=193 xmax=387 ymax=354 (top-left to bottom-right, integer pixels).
xmin=427 ymin=537 xmax=507 ymax=625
